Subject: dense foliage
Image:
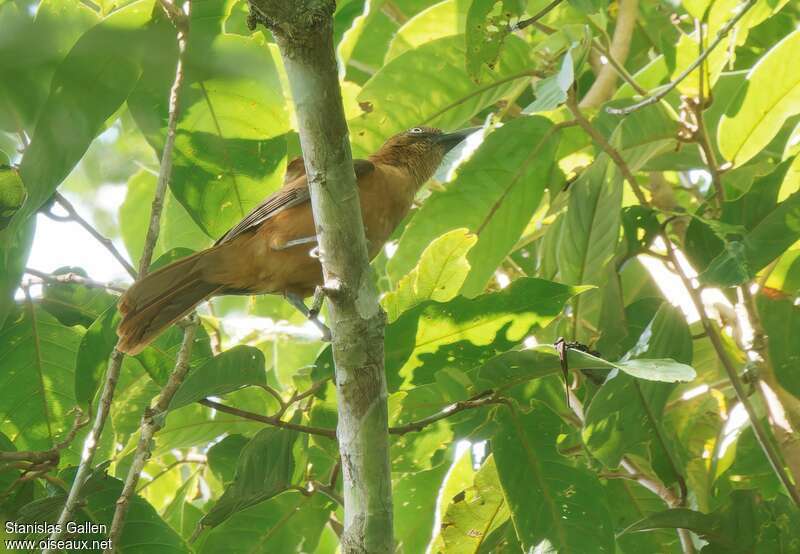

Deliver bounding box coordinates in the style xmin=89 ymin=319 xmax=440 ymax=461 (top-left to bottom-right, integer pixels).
xmin=1 ymin=0 xmax=800 ymax=552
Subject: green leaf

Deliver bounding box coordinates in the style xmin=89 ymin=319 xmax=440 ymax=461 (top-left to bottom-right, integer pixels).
xmin=493 ymin=401 xmax=615 ymax=553
xmin=207 ymin=434 xmax=250 ymax=485
xmin=0 ymin=0 xmax=99 ymax=132
xmin=385 ymin=278 xmax=589 ymax=389
xmin=437 ymin=455 xmax=509 ymax=552
xmin=465 ymin=0 xmax=526 ymax=81
xmin=129 ymin=32 xmax=290 ymax=238
xmin=198 ymin=491 xmax=333 ymax=554
xmin=701 ymin=170 xmax=800 ymax=286
xmin=12 ymin=0 xmax=155 ymax=234
xmin=75 ymin=305 xmax=212 ymax=407
xmin=169 ymin=345 xmax=266 ymax=410
xmin=393 ymin=462 xmax=451 ymax=554
xmin=351 ymin=34 xmax=532 ymax=156
xmin=0 ymin=165 xmax=25 ymax=230
xmin=21 ymin=467 xmax=187 ymax=552
xmin=119 ymin=169 xmax=212 ymax=263
xmin=40 ymin=266 xmax=116 ymax=327
xmin=719 ymin=29 xmax=800 ymax=166
xmin=757 ymin=293 xmax=800 ymax=397
xmin=383 ymin=228 xmax=477 ymax=321
xmin=583 ymin=304 xmax=692 ymax=470
xmin=200 ymin=422 xmax=300 ymax=528
xmin=622 ymin=489 xmax=800 ymax=553
xmin=0 ymin=305 xmax=81 ymax=452
xmin=385 ymin=0 xmax=469 ymax=62
xmin=389 ymin=117 xmax=559 ymax=295
xmin=524 ymin=49 xmax=575 ymax=113
xmin=558 ymin=155 xmax=623 ymax=342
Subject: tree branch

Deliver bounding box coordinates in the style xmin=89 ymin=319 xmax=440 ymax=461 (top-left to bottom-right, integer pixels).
xmin=580 ymin=0 xmax=639 ymax=108
xmin=389 ymin=395 xmax=503 ymax=435
xmin=198 ymin=398 xmax=337 ymax=439
xmin=106 ymin=317 xmax=198 ymax=551
xmin=663 ymin=236 xmax=800 ymax=507
xmin=45 ymin=9 xmax=191 ymax=548
xmin=566 ymin=91 xmax=649 ymax=205
xmin=248 ymin=2 xmax=393 ymax=551
xmin=607 ymin=0 xmax=756 ymax=116
xmin=25 ymin=268 xmax=126 ymax=294
xmin=50 ymin=193 xmax=137 ymax=279
xmin=138 ymin=0 xmax=188 ymax=276
xmin=511 ymin=0 xmax=565 ymax=31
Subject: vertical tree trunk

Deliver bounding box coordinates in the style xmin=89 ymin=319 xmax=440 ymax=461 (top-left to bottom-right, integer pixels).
xmin=248 ymin=2 xmax=393 ymax=552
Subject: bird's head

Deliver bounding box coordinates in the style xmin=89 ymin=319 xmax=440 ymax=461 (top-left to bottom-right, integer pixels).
xmin=372 ymin=126 xmax=480 ymax=186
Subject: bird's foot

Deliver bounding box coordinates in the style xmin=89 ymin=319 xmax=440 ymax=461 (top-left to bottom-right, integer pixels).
xmin=285 ymin=292 xmax=331 ymax=342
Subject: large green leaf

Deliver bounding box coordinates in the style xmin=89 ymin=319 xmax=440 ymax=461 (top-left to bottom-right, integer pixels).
xmin=128 ymin=32 xmax=290 ymax=238
xmin=17 ymin=467 xmax=186 ymax=552
xmin=40 ymin=266 xmax=116 ymax=327
xmin=0 ymin=0 xmax=99 ymax=132
xmin=0 ymin=305 xmax=81 ymax=452
xmin=169 ymin=345 xmax=266 ymax=410
xmin=700 ymin=188 xmax=800 ymax=286
xmin=557 ymin=155 xmax=623 ymax=342
xmin=198 ymin=491 xmax=333 ymax=554
xmin=0 ymin=165 xmax=25 ymax=230
xmin=757 ymin=294 xmax=800 ymax=397
xmin=12 ymin=0 xmax=155 ymax=234
xmin=389 ymin=117 xmax=559 ymax=296
xmin=493 ymin=401 xmax=615 ymax=553
xmin=119 ymin=169 xmax=212 ymax=263
xmin=385 ymin=0 xmax=469 ymax=62
xmin=583 ymin=303 xmax=692 ymax=473
xmin=622 ymin=490 xmax=800 ymax=553
xmin=350 ymin=34 xmax=532 ymax=156
xmin=0 ymin=219 xmax=34 ymax=328
xmin=199 ymin=422 xmax=301 ymax=528
xmin=385 ymin=278 xmax=589 ymax=389
xmin=383 ymin=228 xmax=477 ymax=321
xmin=719 ymin=29 xmax=800 ymax=166
xmin=436 ymin=455 xmax=509 ymax=552
xmin=393 ymin=462 xmax=451 ymax=554
xmin=464 ymin=0 xmax=526 ymax=81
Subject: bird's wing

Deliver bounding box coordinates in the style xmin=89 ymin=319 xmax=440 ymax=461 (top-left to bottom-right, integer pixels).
xmin=215 ymin=158 xmax=375 ymax=246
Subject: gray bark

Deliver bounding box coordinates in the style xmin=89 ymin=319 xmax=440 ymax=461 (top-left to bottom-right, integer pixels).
xmin=248 ymin=2 xmax=393 ymax=552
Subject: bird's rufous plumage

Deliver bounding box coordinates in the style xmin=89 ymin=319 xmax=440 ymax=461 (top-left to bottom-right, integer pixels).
xmin=116 ymin=126 xmax=475 ymax=354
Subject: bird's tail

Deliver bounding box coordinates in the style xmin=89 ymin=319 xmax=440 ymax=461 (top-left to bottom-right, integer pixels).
xmin=117 ymin=251 xmax=222 ymax=355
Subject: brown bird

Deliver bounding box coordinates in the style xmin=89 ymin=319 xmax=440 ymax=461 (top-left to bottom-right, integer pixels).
xmin=116 ymin=126 xmax=476 ymax=354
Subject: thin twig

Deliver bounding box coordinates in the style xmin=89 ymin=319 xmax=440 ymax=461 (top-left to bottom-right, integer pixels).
xmin=106 ymin=317 xmax=198 ymax=552
xmin=580 ymin=0 xmax=639 ymax=108
xmin=138 ymin=1 xmax=188 ymax=276
xmin=389 ymin=396 xmax=503 ymax=435
xmin=25 ymin=268 xmax=126 ymax=294
xmin=607 ymin=0 xmax=756 ymax=115
xmin=198 ymin=399 xmax=338 ymax=439
xmin=0 ymin=411 xmax=88 ymax=463
xmin=45 ymin=9 xmax=191 ymax=548
xmin=512 ymin=0 xmax=565 ymax=31
xmin=51 ymin=193 xmax=137 ymax=279
xmin=45 ymin=350 xmax=125 ymax=553
xmin=566 ymin=91 xmax=649 ymax=205
xmin=591 ymin=38 xmax=647 ymax=96
xmin=663 ymin=235 xmax=800 ymax=507
xmin=136 ymin=458 xmax=206 ymax=493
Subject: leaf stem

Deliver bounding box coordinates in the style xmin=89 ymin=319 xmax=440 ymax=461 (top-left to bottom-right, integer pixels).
xmin=51 ymin=193 xmax=137 ymax=279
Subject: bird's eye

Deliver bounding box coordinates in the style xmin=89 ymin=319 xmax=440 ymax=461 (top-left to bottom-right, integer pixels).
xmin=408 ymin=127 xmax=424 ymax=134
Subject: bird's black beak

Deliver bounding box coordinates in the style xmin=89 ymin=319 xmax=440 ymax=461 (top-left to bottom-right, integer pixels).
xmin=434 ymin=127 xmax=482 ymax=152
